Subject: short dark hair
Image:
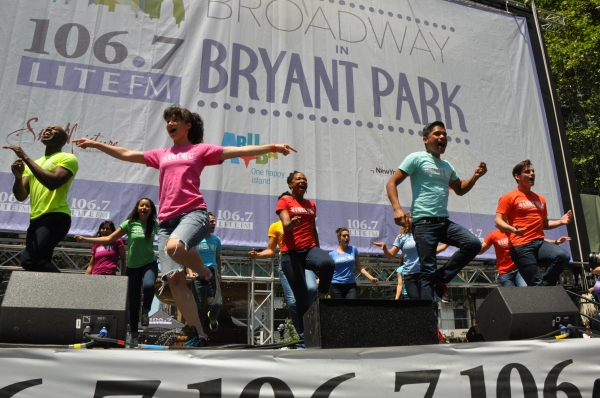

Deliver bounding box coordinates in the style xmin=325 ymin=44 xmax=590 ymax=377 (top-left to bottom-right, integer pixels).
xmin=512 ymin=160 xmax=532 ymax=183
xmin=163 ymin=104 xmax=204 ymax=144
xmin=208 ymin=212 xmax=215 ymax=218
xmin=422 ymin=121 xmax=445 ymax=138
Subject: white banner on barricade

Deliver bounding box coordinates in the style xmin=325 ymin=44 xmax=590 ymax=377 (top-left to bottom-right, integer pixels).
xmin=0 ymin=340 xmax=599 ymax=397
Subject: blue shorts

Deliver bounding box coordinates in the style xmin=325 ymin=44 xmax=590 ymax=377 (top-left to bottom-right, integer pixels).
xmin=157 ymin=209 xmax=209 ymax=278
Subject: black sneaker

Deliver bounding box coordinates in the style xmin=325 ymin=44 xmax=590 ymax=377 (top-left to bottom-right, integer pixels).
xmin=141 ymin=311 xmax=150 ymax=328
xmin=435 ymin=282 xmax=450 ymax=303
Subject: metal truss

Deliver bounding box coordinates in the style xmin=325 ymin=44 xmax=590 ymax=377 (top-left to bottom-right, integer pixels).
xmin=0 ymin=242 xmax=592 ymax=345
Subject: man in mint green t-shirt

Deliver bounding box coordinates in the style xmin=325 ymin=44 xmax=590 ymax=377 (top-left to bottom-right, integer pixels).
xmin=4 ymin=125 xmax=78 ymax=272
xmin=386 ymin=121 xmax=486 ymax=305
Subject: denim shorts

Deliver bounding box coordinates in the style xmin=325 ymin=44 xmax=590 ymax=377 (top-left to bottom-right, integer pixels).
xmin=157 ymin=209 xmax=209 ymax=277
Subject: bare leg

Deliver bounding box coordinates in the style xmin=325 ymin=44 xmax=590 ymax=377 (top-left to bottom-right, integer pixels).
xmin=167 ymin=271 xmax=206 ymax=337
xmin=166 ymin=238 xmax=210 ymax=278
xmin=395 ymin=273 xmax=403 ymax=300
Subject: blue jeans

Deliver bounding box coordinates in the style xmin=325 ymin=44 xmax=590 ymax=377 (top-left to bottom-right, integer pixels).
xmin=498 ymin=269 xmax=527 ymax=287
xmin=279 ymin=263 xmax=317 ymax=334
xmin=126 ymin=260 xmax=158 ymax=336
xmin=403 ymin=273 xmax=420 ymax=299
xmin=280 ymin=247 xmax=335 ymax=335
xmin=509 ymin=239 xmax=570 ymax=286
xmin=157 ymin=209 xmax=209 ymax=277
xmin=413 ymin=218 xmax=481 ymax=302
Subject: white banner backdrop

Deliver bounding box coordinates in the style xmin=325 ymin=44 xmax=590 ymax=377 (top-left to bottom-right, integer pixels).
xmin=0 ymin=340 xmax=598 ymax=397
xmin=0 ymin=0 xmax=569 ymax=256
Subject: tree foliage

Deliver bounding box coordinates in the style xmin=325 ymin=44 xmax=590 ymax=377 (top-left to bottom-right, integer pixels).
xmin=536 ymin=0 xmax=600 ymax=194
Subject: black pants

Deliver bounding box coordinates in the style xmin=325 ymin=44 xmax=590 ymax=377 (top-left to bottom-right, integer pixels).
xmin=329 ymin=283 xmax=358 ymax=299
xmin=280 ymin=247 xmax=335 ymax=336
xmin=20 ymin=212 xmax=71 ymax=272
xmin=126 ymin=260 xmax=158 ymax=336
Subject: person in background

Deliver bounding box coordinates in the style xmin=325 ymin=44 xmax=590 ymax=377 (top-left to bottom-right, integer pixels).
xmin=76 ymin=198 xmax=158 ymax=344
xmin=85 ymin=220 xmax=126 ymax=276
xmin=329 ymin=227 xmax=378 ymax=299
xmin=372 ymin=213 xmax=448 ymax=300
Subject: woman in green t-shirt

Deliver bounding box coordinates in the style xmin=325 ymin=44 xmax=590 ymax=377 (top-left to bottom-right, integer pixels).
xmin=76 ymin=198 xmax=158 ymax=343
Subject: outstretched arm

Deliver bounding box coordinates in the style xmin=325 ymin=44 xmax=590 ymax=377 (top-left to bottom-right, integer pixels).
xmin=386 ymin=169 xmax=410 ymax=227
xmin=371 ymin=241 xmax=400 ymax=259
xmin=449 ymin=161 xmax=487 ymax=196
xmin=4 ymin=146 xmax=72 ymax=192
xmin=248 ymin=236 xmax=278 ymax=259
xmin=75 ymin=227 xmax=126 ymax=245
xmin=479 ymin=242 xmax=491 ymax=255
xmin=221 ymin=143 xmax=296 ymax=160
xmin=72 ymin=139 xmax=145 ymax=164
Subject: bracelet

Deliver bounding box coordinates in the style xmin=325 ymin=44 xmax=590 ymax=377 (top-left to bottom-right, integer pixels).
xmin=271 ymin=143 xmax=276 ymax=153
xmin=555 ymin=239 xmax=558 ymax=245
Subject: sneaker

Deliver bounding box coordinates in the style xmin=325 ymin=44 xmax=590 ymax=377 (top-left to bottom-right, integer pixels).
xmin=208 ymin=311 xmax=219 ymax=331
xmin=435 ymin=282 xmax=450 ymax=303
xmin=132 ymin=336 xmax=140 ymax=346
xmin=185 ymin=334 xmax=209 ymax=347
xmin=141 ymin=311 xmax=150 ymax=328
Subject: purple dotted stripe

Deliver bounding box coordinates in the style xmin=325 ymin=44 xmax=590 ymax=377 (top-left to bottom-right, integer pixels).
xmin=321 ymin=0 xmax=455 ymax=32
xmin=197 ymin=100 xmax=470 ymax=144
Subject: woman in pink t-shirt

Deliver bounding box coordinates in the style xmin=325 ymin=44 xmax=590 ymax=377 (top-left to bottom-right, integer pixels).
xmin=85 ymin=220 xmax=126 ymax=276
xmin=74 ymin=105 xmax=295 ymax=346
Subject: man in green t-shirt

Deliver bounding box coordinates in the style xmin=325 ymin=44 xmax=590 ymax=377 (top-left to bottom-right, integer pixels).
xmin=4 ymin=125 xmax=79 ymax=272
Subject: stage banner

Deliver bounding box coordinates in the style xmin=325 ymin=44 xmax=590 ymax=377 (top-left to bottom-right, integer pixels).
xmin=0 ymin=0 xmax=570 ymax=256
xmin=0 ymin=340 xmax=598 ymax=396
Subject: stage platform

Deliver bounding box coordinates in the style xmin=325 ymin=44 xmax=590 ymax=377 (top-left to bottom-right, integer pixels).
xmin=0 ymin=339 xmax=598 ymax=397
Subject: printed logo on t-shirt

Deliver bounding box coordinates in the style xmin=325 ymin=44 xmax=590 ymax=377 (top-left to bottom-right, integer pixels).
xmin=516 ymin=200 xmax=544 ymax=210
xmin=161 ymin=152 xmax=195 ymax=162
xmin=98 ymin=245 xmax=114 ymax=251
xmin=199 ymin=242 xmax=218 ymax=252
xmin=131 ymin=226 xmax=144 ymax=234
xmin=289 ymin=207 xmax=314 ymax=215
xmin=334 ymin=255 xmax=354 ymax=264
xmin=423 ymin=167 xmax=452 ymax=181
xmin=496 ymin=238 xmax=508 ymax=247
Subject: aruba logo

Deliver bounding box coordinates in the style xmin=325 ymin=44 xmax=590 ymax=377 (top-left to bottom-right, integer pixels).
xmin=221 ymin=132 xmax=279 ymax=167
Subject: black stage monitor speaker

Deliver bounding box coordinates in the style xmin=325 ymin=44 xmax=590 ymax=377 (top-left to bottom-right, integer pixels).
xmin=477 ymin=286 xmax=580 ymax=341
xmin=0 ymin=272 xmax=128 ymax=345
xmin=304 ymin=299 xmax=438 ymax=349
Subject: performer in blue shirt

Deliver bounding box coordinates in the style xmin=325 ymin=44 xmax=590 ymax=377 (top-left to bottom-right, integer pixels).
xmin=329 ymin=228 xmax=378 ymax=299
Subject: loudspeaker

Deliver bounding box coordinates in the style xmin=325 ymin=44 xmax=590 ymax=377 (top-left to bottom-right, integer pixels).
xmin=477 ymin=286 xmax=580 ymax=341
xmin=0 ymin=272 xmax=128 ymax=345
xmin=304 ymin=299 xmax=438 ymax=349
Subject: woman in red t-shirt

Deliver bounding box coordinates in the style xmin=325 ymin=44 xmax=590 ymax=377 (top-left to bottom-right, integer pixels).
xmin=276 ymin=171 xmax=335 ymax=337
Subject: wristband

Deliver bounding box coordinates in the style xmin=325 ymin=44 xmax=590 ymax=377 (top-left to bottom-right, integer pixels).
xmin=555 ymin=239 xmax=558 ymax=245
xmin=271 ymin=143 xmax=276 ymax=153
